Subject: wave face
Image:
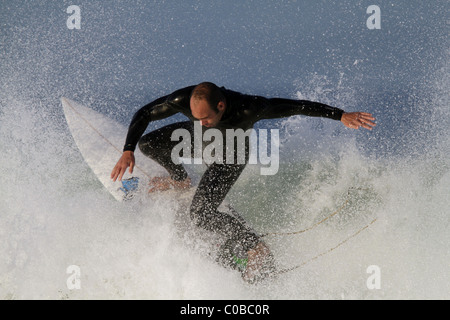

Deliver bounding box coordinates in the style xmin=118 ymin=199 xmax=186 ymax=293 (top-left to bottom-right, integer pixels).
xmin=0 ymin=1 xmax=448 ymax=299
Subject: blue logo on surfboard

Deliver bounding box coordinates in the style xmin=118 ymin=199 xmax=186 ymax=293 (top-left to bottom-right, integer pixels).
xmin=119 ymin=177 xmax=140 ymax=200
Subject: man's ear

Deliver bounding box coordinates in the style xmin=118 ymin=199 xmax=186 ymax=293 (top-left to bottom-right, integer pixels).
xmin=217 ymin=101 xmax=226 ymax=112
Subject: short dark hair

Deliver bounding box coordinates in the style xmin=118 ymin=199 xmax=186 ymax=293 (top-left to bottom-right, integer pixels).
xmin=190 ymin=82 xmax=225 ymax=113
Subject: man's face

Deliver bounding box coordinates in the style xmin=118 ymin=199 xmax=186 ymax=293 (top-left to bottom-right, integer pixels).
xmin=190 ymin=98 xmax=225 ymax=128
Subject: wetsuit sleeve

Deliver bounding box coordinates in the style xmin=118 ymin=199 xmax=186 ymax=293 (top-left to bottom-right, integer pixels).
xmin=122 ymin=95 xmax=178 ymax=152
xmin=251 ymin=96 xmax=344 ymax=122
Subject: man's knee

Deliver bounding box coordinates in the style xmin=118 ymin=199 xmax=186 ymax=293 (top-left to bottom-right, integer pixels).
xmin=138 ymin=132 xmax=169 ymax=159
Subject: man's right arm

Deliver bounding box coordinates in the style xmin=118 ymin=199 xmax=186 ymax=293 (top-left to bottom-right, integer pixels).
xmin=122 ymin=95 xmax=177 ymax=152
xmin=111 ymin=95 xmax=175 ymax=182
xmin=111 ymin=86 xmax=194 ymax=181
xmin=123 ymin=85 xmax=195 ymax=152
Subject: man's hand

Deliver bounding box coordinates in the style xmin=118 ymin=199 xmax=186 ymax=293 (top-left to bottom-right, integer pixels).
xmin=111 ymin=151 xmax=135 ymax=182
xmin=341 ymin=112 xmax=376 ymax=130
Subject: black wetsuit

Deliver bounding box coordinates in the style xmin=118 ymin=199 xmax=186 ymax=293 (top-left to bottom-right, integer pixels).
xmin=123 ymin=85 xmax=343 ymax=252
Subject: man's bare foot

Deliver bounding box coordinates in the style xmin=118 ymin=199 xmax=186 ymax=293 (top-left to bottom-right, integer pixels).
xmin=242 ymin=242 xmax=275 ymax=283
xmin=148 ymin=176 xmax=191 ymax=193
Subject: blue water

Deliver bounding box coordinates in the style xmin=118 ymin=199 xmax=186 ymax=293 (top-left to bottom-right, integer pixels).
xmin=0 ymin=1 xmax=448 ymax=299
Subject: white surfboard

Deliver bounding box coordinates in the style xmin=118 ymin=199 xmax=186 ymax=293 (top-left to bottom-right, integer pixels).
xmin=61 ymin=97 xmax=168 ymax=201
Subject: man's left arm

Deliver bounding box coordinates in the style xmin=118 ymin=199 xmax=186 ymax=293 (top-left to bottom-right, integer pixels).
xmin=252 ymin=96 xmax=376 ymax=130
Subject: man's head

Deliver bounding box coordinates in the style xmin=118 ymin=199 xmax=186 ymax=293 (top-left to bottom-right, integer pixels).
xmin=190 ymin=82 xmax=226 ymax=127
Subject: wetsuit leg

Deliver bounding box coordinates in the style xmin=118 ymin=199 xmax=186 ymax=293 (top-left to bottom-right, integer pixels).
xmin=139 ymin=121 xmax=260 ymax=252
xmin=138 ymin=121 xmax=193 ymax=181
xmin=190 ymin=162 xmax=260 ymax=253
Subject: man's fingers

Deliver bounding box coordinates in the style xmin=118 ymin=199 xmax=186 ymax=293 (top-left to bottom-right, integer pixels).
xmin=111 ymin=166 xmax=119 ymax=182
xmin=360 ymin=115 xmax=376 ymax=124
xmin=361 ymin=122 xmax=374 ymax=130
xmin=359 ymin=112 xmax=375 ymax=119
xmin=358 ymin=118 xmax=376 ymax=129
xmin=129 ymin=161 xmax=135 ymax=174
xmin=118 ymin=169 xmax=125 ymax=182
xmin=111 ymin=163 xmax=128 ymax=182
xmin=346 ymin=112 xmax=376 ymax=130
xmin=117 ymin=164 xmax=128 ymax=181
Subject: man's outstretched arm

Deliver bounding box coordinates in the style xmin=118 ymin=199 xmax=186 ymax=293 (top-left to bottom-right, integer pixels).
xmin=251 ymin=96 xmax=376 ymax=130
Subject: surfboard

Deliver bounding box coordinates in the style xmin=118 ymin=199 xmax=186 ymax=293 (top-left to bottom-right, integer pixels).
xmin=61 ymin=97 xmax=273 ymax=281
xmin=61 ymin=97 xmax=168 ymax=201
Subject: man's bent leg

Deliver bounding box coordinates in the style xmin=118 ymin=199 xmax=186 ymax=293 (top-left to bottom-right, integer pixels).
xmin=189 ymin=162 xmax=260 ymax=253
xmin=138 ymin=121 xmax=193 ymax=182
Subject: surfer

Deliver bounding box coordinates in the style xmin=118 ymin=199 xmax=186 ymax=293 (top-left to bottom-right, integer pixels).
xmin=110 ymin=82 xmax=376 ymax=282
